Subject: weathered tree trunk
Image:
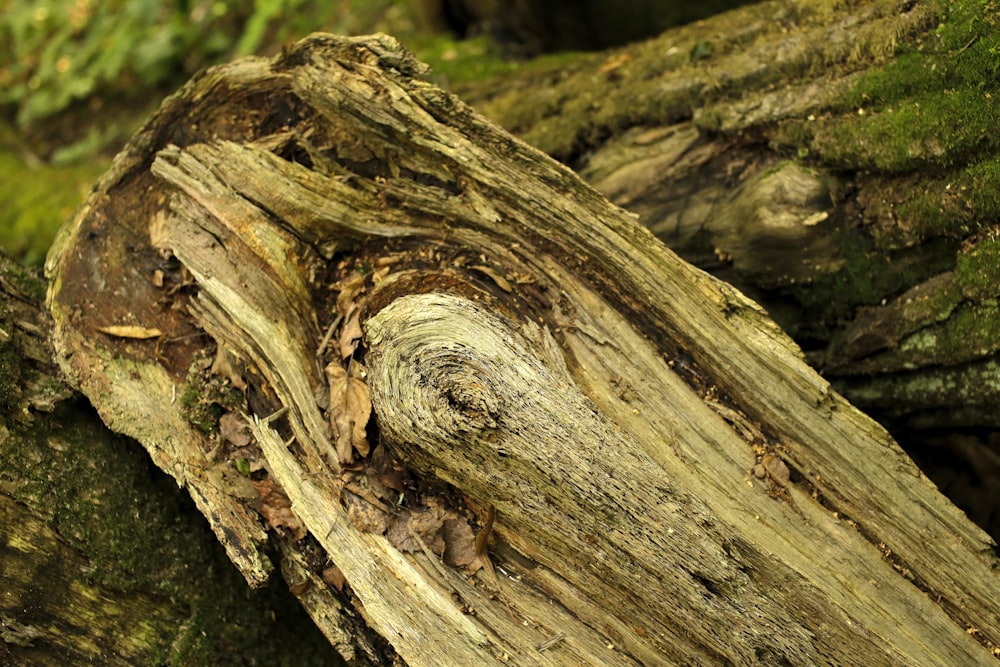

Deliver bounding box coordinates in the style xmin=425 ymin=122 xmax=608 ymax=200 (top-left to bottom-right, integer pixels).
xmin=454 ymin=0 xmax=999 ymax=437
xmin=0 ymin=256 xmax=341 ymax=665
xmin=0 ymin=268 xmax=343 ymax=666
xmin=40 ymin=31 xmax=1000 ymax=666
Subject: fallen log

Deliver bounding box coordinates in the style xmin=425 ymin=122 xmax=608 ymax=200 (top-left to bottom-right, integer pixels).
xmin=45 ymin=34 xmax=1000 ymax=664
xmin=0 ymin=256 xmax=338 ymax=665
xmin=459 ymin=0 xmax=1000 ymax=434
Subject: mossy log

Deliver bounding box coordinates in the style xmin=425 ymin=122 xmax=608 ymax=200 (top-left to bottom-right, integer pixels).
xmin=0 ymin=256 xmax=339 ymax=665
xmin=455 ymin=0 xmax=1000 ymax=433
xmin=42 ymin=33 xmax=1000 ymax=665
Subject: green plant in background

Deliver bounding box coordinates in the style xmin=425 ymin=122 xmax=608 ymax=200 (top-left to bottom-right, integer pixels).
xmin=0 ymin=0 xmax=349 ymax=267
xmin=0 ymin=151 xmax=105 ymax=267
xmin=0 ymin=0 xmax=256 ymax=267
xmin=0 ymin=0 xmax=250 ymax=128
xmin=0 ymin=0 xmax=423 ymax=136
xmin=0 ymin=0 xmax=519 ymax=267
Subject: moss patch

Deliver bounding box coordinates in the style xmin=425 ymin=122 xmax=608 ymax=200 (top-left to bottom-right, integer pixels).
xmin=955 ymin=232 xmax=1000 ymax=300
xmin=180 ymin=350 xmax=243 ymax=434
xmin=896 ymin=299 xmax=1000 ymax=363
xmin=779 ymin=222 xmax=958 ymax=343
xmin=817 ymin=85 xmax=997 ymax=172
xmin=888 ymin=155 xmax=1000 ymax=245
xmin=0 ymin=332 xmax=22 ymax=415
xmin=813 ymin=0 xmax=999 ymax=173
xmin=0 ymin=401 xmax=338 ymax=665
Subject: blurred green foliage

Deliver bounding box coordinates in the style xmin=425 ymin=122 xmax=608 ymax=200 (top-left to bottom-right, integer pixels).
xmin=2 ymin=0 xmax=236 ymax=127
xmin=0 ymin=0 xmax=649 ymax=267
xmin=0 ymin=0 xmax=416 ymax=267
xmin=0 ymin=151 xmax=105 ymax=267
xmin=0 ymin=0 xmax=361 ymax=129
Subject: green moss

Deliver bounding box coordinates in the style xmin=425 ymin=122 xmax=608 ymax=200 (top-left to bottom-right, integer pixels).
xmin=1 ymin=402 xmax=338 ymax=665
xmin=813 ymin=0 xmax=1000 ymax=173
xmin=783 ymin=223 xmax=958 ymax=342
xmin=896 ymin=300 xmax=1000 ymax=363
xmin=0 ymin=148 xmax=107 ymax=267
xmin=180 ymin=352 xmax=243 ymax=433
xmin=835 ymin=224 xmax=954 ymax=304
xmin=0 ymin=335 xmax=22 ymax=414
xmin=0 ymin=252 xmax=48 ymax=302
xmin=955 ymin=233 xmax=1000 ymax=300
xmin=882 ymin=155 xmax=1000 ymax=244
xmin=819 ymin=87 xmax=997 ymax=171
xmin=771 ymin=119 xmax=816 ymax=155
xmin=690 ymin=40 xmax=715 ymax=62
xmin=963 ymin=155 xmax=1000 ymax=221
xmin=0 ymin=262 xmax=65 ymax=432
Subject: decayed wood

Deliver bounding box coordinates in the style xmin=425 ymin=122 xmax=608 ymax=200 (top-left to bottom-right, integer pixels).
xmin=0 ymin=257 xmax=340 ymax=666
xmin=457 ymin=0 xmax=999 ymax=432
xmin=45 ymin=33 xmax=1000 ymax=664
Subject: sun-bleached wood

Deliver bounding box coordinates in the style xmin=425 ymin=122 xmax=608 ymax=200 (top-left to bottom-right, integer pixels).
xmin=46 ymin=34 xmax=1000 ymax=664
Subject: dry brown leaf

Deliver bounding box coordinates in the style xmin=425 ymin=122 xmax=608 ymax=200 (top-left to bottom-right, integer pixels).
xmin=344 ymin=490 xmax=392 ymax=534
xmin=219 ymin=412 xmax=251 ymax=448
xmin=336 ymin=272 xmax=367 ymax=316
xmin=371 ymin=445 xmax=407 ymax=495
xmin=387 ymin=502 xmax=453 ymax=554
xmin=289 ymin=579 xmax=312 ymax=597
xmin=386 ymin=514 xmax=419 ymax=552
xmin=372 ymin=265 xmax=391 ymax=283
xmin=442 ymin=518 xmax=477 ymax=567
xmin=252 ymin=476 xmax=307 ymax=540
xmin=96 ymin=325 xmax=162 ymax=339
xmin=470 ymin=505 xmax=496 ymax=577
xmin=597 ymin=52 xmax=633 ymax=75
xmin=321 ymin=564 xmax=346 ymax=591
xmin=210 ymin=346 xmax=247 ymax=390
xmin=762 ymin=454 xmax=791 ymax=487
xmin=148 ymin=210 xmax=172 ymax=258
xmin=325 ymin=361 xmax=372 ymax=464
xmin=339 ymin=304 xmax=363 ymax=359
xmin=470 ymin=265 xmax=512 ymax=292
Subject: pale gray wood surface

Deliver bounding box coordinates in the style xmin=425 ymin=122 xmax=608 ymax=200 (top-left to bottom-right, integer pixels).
xmin=45 ymin=33 xmax=1000 ymax=664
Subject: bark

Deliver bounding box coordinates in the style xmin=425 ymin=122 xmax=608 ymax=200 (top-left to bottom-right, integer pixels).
xmin=0 ymin=256 xmax=340 ymax=665
xmin=455 ymin=0 xmax=1000 ymax=433
xmin=41 ymin=32 xmax=1000 ymax=665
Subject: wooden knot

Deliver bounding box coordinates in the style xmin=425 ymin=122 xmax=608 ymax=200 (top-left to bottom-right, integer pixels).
xmin=365 ymin=293 xmax=517 ymax=444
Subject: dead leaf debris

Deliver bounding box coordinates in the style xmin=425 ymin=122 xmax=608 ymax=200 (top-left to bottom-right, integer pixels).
xmin=325 ymin=360 xmax=372 ymax=465
xmin=252 ymin=476 xmax=307 ymax=540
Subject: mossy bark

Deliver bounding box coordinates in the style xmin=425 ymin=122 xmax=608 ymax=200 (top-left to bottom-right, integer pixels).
xmin=42 ymin=33 xmax=1000 ymax=665
xmin=0 ymin=255 xmax=341 ymax=666
xmin=454 ymin=0 xmax=1000 ymax=433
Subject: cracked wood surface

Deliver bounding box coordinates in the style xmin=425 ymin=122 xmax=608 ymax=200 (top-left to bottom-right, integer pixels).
xmin=45 ymin=33 xmax=1000 ymax=664
xmin=459 ymin=0 xmax=1000 ymax=433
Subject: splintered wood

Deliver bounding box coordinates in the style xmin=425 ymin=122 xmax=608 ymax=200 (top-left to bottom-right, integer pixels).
xmin=46 ymin=33 xmax=1000 ymax=666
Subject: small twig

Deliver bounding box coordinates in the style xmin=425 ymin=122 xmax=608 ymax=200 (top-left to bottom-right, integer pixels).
xmin=263 ymin=406 xmax=289 ymax=424
xmin=955 ymin=32 xmax=979 ymax=55
xmin=535 ymin=633 xmax=566 ymax=652
xmin=317 ymin=312 xmax=343 ymax=358
xmin=474 ymin=505 xmax=516 ymax=621
xmin=408 ymin=523 xmax=459 ymax=586
xmin=324 ymin=512 xmax=339 ymax=541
